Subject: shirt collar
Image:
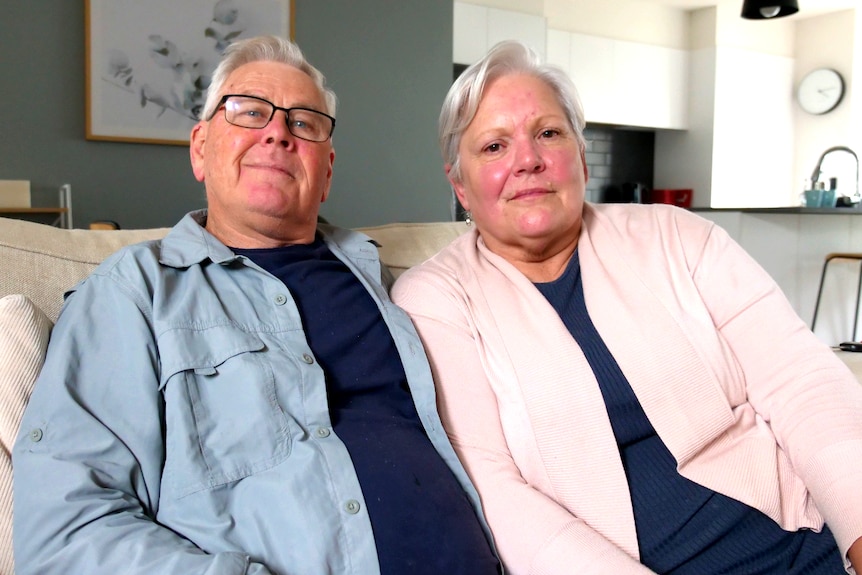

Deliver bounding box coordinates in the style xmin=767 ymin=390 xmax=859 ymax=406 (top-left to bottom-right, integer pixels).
xmin=158 ymin=209 xmax=379 ymax=269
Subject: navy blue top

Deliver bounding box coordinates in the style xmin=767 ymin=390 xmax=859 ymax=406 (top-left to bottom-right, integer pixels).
xmin=235 ymin=239 xmax=499 ymax=575
xmin=535 ymin=249 xmax=843 ymax=574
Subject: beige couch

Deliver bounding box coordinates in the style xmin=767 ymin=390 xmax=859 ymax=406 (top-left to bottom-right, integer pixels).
xmin=0 ymin=215 xmax=468 ymax=574
xmin=4 ymin=216 xmax=862 ymax=574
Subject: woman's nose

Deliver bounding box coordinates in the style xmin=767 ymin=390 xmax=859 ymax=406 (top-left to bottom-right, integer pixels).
xmin=514 ymin=139 xmax=544 ymax=174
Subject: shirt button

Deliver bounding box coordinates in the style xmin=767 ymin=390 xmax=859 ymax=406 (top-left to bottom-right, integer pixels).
xmin=301 ymin=353 xmax=314 ymax=364
xmin=315 ymin=427 xmax=331 ymax=438
xmin=273 ymin=294 xmax=287 ymax=306
xmin=344 ymin=500 xmax=361 ymax=514
xmin=29 ymin=428 xmax=43 ymax=442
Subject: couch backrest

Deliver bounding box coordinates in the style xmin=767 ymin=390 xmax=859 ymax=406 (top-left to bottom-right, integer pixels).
xmin=357 ymin=221 xmax=469 ymax=278
xmin=0 ymin=218 xmax=171 ymax=323
xmin=0 ymin=218 xmax=468 ymax=323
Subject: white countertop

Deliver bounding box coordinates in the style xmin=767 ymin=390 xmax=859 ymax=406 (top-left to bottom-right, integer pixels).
xmin=835 ymin=349 xmax=862 ymax=381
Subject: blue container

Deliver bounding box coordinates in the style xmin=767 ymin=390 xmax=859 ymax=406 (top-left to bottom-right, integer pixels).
xmin=804 ymin=189 xmax=823 ymax=207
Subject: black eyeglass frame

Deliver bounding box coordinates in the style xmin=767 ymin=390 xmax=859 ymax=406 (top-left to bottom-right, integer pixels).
xmin=209 ymin=94 xmax=336 ymax=142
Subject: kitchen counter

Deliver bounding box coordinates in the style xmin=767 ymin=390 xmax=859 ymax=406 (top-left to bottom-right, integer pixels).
xmin=692 ymin=208 xmax=862 ymax=347
xmin=691 ymin=207 xmax=862 ymax=215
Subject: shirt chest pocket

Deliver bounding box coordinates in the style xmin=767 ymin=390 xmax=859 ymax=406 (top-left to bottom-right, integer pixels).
xmin=158 ymin=325 xmax=294 ymax=498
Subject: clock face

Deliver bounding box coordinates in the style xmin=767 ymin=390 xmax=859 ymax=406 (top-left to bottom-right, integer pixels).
xmin=797 ymin=68 xmax=845 ymax=115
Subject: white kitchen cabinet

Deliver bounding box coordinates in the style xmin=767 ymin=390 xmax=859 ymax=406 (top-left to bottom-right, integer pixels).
xmin=613 ymin=39 xmax=688 ymax=129
xmin=453 ymin=2 xmax=546 ymax=65
xmin=549 ymin=29 xmax=689 ymax=130
xmin=567 ymin=33 xmax=617 ymax=125
xmin=453 ymin=2 xmax=488 ymax=65
xmin=546 ymin=28 xmax=570 ymax=69
xmin=486 ymin=7 xmax=545 ymax=61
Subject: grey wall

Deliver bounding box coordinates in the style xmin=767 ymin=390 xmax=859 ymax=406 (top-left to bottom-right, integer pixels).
xmin=0 ymin=1 xmax=453 ymax=229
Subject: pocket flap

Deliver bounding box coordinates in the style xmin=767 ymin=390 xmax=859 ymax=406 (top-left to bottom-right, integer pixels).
xmin=158 ymin=324 xmax=266 ymax=387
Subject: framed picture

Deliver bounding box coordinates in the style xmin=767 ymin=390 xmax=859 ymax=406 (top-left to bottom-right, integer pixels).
xmin=85 ymin=0 xmax=293 ymax=146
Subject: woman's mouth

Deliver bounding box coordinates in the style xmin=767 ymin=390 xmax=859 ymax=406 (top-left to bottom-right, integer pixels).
xmin=510 ymin=188 xmax=550 ymax=201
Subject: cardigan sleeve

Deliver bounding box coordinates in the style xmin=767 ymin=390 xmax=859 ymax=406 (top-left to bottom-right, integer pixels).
xmin=691 ymin=219 xmax=862 ymax=566
xmin=392 ymin=265 xmax=657 ymax=575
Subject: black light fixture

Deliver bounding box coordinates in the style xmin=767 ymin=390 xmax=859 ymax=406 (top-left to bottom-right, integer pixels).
xmin=741 ymin=0 xmax=799 ymax=19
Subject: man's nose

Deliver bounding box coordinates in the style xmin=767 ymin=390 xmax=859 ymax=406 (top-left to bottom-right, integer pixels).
xmin=263 ymin=109 xmax=295 ymax=147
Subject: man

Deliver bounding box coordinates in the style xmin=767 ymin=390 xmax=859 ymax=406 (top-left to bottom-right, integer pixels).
xmin=13 ymin=36 xmax=500 ymax=575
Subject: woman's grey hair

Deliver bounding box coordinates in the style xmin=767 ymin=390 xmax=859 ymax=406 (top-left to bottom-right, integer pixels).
xmin=440 ymin=40 xmax=586 ymax=183
xmin=200 ymin=35 xmax=337 ymax=121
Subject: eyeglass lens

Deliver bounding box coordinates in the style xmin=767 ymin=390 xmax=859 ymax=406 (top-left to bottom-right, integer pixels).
xmin=223 ymin=96 xmax=334 ymax=142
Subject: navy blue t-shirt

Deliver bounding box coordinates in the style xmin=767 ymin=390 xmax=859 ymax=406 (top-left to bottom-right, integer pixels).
xmin=235 ymin=239 xmax=499 ymax=575
xmin=535 ymin=249 xmax=844 ymax=574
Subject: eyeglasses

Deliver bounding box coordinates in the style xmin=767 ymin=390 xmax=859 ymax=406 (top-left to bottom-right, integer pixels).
xmin=210 ymin=94 xmax=336 ymax=142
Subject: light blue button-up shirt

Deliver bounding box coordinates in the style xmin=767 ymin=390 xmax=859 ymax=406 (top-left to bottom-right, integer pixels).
xmin=13 ymin=210 xmax=496 ymax=575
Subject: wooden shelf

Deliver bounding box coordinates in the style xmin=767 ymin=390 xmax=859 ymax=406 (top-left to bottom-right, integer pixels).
xmin=0 ymin=184 xmax=72 ymax=228
xmin=0 ymin=207 xmax=69 ymax=214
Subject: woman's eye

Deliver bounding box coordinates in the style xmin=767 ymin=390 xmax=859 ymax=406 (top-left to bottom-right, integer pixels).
xmin=483 ymin=143 xmax=502 ymax=153
xmin=540 ymin=129 xmax=560 ymax=139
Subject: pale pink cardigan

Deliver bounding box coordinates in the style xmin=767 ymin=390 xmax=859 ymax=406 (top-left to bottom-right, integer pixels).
xmin=392 ymin=203 xmax=862 ymax=575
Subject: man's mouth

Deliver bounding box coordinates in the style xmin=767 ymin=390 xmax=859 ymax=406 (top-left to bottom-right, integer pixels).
xmin=246 ymin=163 xmax=295 ymax=179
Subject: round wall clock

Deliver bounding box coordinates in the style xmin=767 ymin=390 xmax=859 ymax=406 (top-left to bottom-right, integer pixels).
xmin=797 ymin=68 xmax=845 ymax=115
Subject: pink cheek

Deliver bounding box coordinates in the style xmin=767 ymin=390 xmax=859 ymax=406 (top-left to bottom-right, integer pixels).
xmin=475 ymin=165 xmax=510 ymax=198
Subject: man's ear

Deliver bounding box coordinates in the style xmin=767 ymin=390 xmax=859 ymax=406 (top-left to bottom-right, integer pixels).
xmin=190 ymin=122 xmax=207 ymax=182
xmin=445 ymin=164 xmax=469 ymax=211
xmin=320 ymin=149 xmax=335 ymax=204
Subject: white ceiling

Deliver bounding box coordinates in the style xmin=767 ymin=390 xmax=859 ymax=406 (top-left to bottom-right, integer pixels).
xmin=628 ymin=0 xmax=857 ymax=19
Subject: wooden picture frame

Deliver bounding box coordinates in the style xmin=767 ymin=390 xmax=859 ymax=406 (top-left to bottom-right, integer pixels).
xmin=85 ymin=0 xmax=294 ymax=146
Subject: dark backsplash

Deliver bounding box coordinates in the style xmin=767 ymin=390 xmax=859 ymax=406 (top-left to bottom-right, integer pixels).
xmin=584 ymin=125 xmax=655 ymax=203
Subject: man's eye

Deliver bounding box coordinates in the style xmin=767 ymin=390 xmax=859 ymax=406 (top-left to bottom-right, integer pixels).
xmin=234 ymin=105 xmax=268 ymax=119
xmin=290 ymin=111 xmax=325 ymax=133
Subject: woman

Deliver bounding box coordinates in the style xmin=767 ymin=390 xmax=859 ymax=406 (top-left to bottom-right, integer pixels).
xmin=391 ymin=40 xmax=862 ymax=574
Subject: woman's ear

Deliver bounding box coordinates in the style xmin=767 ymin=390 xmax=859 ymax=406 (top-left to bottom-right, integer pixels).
xmin=580 ymin=148 xmax=589 ymax=184
xmin=445 ymin=164 xmax=470 ymax=211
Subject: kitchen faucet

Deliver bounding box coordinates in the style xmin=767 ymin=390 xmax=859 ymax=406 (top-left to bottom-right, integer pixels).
xmin=810 ymin=146 xmax=859 ymax=202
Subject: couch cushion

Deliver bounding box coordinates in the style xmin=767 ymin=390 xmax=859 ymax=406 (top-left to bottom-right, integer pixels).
xmin=0 ymin=218 xmax=467 ymax=321
xmin=0 ymin=294 xmax=53 ymax=574
xmin=0 ymin=218 xmax=170 ymax=322
xmin=357 ymin=222 xmax=468 ymax=278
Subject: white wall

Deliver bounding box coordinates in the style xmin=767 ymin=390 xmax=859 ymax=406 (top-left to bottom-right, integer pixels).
xmin=654 ymin=6 xmax=795 ymax=207
xmin=463 ymin=0 xmax=689 ymax=48
xmin=460 ymin=0 xmax=544 ymax=16
xmin=654 ymin=45 xmax=715 ymax=204
xmin=713 ymin=0 xmax=795 ymax=56
xmin=543 ymin=0 xmax=689 ymax=48
xmin=711 ymin=46 xmax=795 ymax=207
xmin=793 ymin=11 xmax=859 ymax=199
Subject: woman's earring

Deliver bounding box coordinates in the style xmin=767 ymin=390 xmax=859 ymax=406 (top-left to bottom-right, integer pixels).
xmin=465 ymin=212 xmax=472 ymax=227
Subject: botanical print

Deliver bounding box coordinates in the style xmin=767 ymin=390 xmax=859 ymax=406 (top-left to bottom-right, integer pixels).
xmin=87 ymin=0 xmax=288 ymax=144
